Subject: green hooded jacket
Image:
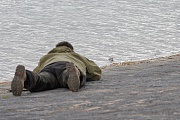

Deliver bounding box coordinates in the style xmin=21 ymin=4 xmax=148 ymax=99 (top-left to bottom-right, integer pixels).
xmin=33 ymin=46 xmax=101 ymax=81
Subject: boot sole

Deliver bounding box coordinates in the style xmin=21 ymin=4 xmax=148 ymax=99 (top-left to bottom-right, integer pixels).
xmin=11 ymin=65 xmax=25 ymax=96
xmin=66 ymin=63 xmax=80 ymax=92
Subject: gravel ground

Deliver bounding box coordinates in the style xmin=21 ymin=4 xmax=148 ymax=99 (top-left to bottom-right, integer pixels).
xmin=0 ymin=54 xmax=180 ymax=120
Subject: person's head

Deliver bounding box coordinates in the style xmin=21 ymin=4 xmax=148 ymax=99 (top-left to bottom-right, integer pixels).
xmin=56 ymin=41 xmax=74 ymax=51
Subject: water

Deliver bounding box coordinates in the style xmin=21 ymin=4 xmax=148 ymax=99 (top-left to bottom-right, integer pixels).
xmin=0 ymin=0 xmax=180 ymax=82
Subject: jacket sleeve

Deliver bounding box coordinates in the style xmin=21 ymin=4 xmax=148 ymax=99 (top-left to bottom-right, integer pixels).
xmin=85 ymin=58 xmax=102 ymax=81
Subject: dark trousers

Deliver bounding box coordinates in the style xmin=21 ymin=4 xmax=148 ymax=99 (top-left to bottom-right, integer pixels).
xmin=24 ymin=62 xmax=86 ymax=92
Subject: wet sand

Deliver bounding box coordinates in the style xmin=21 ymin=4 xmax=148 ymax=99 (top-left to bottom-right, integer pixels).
xmin=0 ymin=54 xmax=180 ymax=120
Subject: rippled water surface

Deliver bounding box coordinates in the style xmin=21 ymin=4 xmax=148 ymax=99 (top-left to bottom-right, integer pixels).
xmin=0 ymin=0 xmax=180 ymax=82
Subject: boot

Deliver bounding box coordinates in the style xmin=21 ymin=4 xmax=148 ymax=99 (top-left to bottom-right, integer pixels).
xmin=66 ymin=62 xmax=80 ymax=92
xmin=11 ymin=65 xmax=26 ymax=96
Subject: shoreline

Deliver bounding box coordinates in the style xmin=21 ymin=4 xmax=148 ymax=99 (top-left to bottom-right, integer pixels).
xmin=101 ymin=53 xmax=180 ymax=69
xmin=1 ymin=53 xmax=180 ymax=84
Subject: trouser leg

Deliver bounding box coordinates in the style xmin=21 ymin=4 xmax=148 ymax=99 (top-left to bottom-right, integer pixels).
xmin=24 ymin=70 xmax=59 ymax=92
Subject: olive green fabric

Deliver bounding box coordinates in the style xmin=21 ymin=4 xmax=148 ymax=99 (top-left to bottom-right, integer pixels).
xmin=33 ymin=46 xmax=101 ymax=81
